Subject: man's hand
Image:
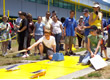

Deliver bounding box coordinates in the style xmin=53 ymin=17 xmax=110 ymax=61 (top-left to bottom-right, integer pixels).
xmin=91 ymin=54 xmax=95 ymax=58
xmin=83 ymin=26 xmax=86 ymax=29
xmin=33 ymin=33 xmax=35 ymax=37
xmin=75 ymin=34 xmax=77 ymax=37
xmin=64 ymin=32 xmax=66 ymax=37
xmin=17 ymin=30 xmax=21 ymax=32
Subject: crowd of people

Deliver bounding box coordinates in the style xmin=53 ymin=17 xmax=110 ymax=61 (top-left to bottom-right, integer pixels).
xmin=0 ymin=2 xmax=110 ymax=64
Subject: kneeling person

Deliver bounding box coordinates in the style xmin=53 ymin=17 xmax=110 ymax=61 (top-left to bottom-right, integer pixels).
xmin=27 ymin=29 xmax=56 ymax=60
xmin=82 ymin=25 xmax=102 ymax=65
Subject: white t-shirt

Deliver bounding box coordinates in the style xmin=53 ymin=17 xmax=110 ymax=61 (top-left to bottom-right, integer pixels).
xmin=42 ymin=17 xmax=53 ymax=30
xmin=51 ymin=21 xmax=62 ymax=34
xmin=36 ymin=36 xmax=56 ymax=49
xmin=15 ymin=18 xmax=22 ymax=26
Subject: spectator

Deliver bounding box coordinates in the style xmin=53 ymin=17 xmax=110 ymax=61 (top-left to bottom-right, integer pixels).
xmin=15 ymin=11 xmax=22 ymax=44
xmin=83 ymin=8 xmax=90 ymax=54
xmin=42 ymin=11 xmax=52 ymax=30
xmin=51 ymin=10 xmax=57 ymax=18
xmin=0 ymin=16 xmax=11 ymax=56
xmin=15 ymin=12 xmax=28 ymax=57
xmin=76 ymin=19 xmax=84 ymax=48
xmin=89 ymin=2 xmax=103 ymax=31
xmin=64 ymin=10 xmax=77 ymax=56
xmin=27 ymin=29 xmax=56 ymax=60
xmin=82 ymin=25 xmax=102 ymax=65
xmin=7 ymin=18 xmax=14 ymax=50
xmin=27 ymin=13 xmax=35 ymax=54
xmin=51 ymin=15 xmax=63 ymax=52
xmin=33 ymin=16 xmax=45 ymax=55
xmin=60 ymin=17 xmax=66 ymax=51
xmin=15 ymin=11 xmax=22 ymax=26
xmin=97 ymin=30 xmax=109 ymax=61
xmin=107 ymin=18 xmax=110 ymax=47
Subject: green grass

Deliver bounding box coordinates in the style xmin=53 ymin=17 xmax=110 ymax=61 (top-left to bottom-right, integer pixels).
xmin=88 ymin=72 xmax=102 ymax=77
xmin=108 ymin=77 xmax=110 ymax=79
xmin=76 ymin=76 xmax=86 ymax=79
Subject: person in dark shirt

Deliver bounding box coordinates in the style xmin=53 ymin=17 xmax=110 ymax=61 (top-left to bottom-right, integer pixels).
xmin=15 ymin=12 xmax=28 ymax=57
xmin=26 ymin=13 xmax=34 ymax=54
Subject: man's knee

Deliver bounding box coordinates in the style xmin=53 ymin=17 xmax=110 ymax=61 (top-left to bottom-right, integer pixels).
xmin=39 ymin=43 xmax=43 ymax=48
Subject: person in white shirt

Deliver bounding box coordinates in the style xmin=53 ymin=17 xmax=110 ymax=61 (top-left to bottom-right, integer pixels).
xmin=51 ymin=15 xmax=63 ymax=52
xmin=15 ymin=11 xmax=22 ymax=26
xmin=42 ymin=11 xmax=52 ymax=30
xmin=27 ymin=29 xmax=56 ymax=60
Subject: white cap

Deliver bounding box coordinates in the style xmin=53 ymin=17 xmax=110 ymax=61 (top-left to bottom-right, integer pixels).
xmin=80 ymin=16 xmax=83 ymax=19
xmin=93 ymin=4 xmax=100 ymax=8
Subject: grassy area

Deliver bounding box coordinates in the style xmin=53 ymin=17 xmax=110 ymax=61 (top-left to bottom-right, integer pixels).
xmin=0 ymin=38 xmax=86 ymax=66
xmin=76 ymin=65 xmax=110 ymax=79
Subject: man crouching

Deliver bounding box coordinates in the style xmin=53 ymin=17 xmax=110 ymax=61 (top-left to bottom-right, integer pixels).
xmin=27 ymin=29 xmax=56 ymax=60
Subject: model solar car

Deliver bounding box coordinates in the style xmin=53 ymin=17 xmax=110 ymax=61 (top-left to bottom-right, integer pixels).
xmin=6 ymin=65 xmax=20 ymax=71
xmin=30 ymin=69 xmax=46 ymax=79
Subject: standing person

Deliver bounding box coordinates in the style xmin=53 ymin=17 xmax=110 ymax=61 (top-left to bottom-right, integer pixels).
xmin=0 ymin=16 xmax=11 ymax=56
xmin=15 ymin=11 xmax=22 ymax=27
xmin=51 ymin=10 xmax=56 ymax=18
xmin=42 ymin=11 xmax=52 ymax=30
xmin=97 ymin=30 xmax=109 ymax=61
xmin=107 ymin=18 xmax=110 ymax=47
xmin=15 ymin=12 xmax=28 ymax=57
xmin=7 ymin=18 xmax=14 ymax=50
xmin=83 ymin=8 xmax=90 ymax=54
xmin=89 ymin=2 xmax=103 ymax=31
xmin=60 ymin=17 xmax=66 ymax=51
xmin=76 ymin=19 xmax=84 ymax=48
xmin=51 ymin=15 xmax=63 ymax=52
xmin=27 ymin=29 xmax=56 ymax=60
xmin=64 ymin=10 xmax=77 ymax=55
xmin=15 ymin=11 xmax=22 ymax=44
xmin=27 ymin=13 xmax=35 ymax=54
xmin=82 ymin=25 xmax=102 ymax=65
xmin=33 ymin=16 xmax=45 ymax=55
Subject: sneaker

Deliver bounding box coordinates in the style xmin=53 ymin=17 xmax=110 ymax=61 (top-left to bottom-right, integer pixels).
xmin=40 ymin=55 xmax=44 ymax=60
xmin=3 ymin=52 xmax=8 ymax=56
xmin=16 ymin=53 xmax=23 ymax=57
xmin=79 ymin=47 xmax=82 ymax=49
xmin=34 ymin=53 xmax=37 ymax=56
xmin=65 ymin=51 xmax=71 ymax=56
xmin=22 ymin=54 xmax=29 ymax=58
xmin=69 ymin=51 xmax=76 ymax=55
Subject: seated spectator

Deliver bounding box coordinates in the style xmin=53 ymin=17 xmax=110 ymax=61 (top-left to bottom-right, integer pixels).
xmin=27 ymin=29 xmax=56 ymax=60
xmin=82 ymin=25 xmax=102 ymax=65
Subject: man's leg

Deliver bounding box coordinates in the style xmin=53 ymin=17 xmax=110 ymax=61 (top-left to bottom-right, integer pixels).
xmin=56 ymin=33 xmax=62 ymax=52
xmin=69 ymin=36 xmax=76 ymax=55
xmin=39 ymin=43 xmax=44 ymax=56
xmin=82 ymin=52 xmax=91 ymax=65
xmin=107 ymin=33 xmax=110 ymax=47
xmin=65 ymin=36 xmax=70 ymax=55
xmin=84 ymin=36 xmax=89 ymax=54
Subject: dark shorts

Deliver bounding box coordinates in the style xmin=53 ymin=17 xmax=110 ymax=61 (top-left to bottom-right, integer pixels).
xmin=39 ymin=43 xmax=54 ymax=56
xmin=101 ymin=44 xmax=107 ymax=50
xmin=85 ymin=35 xmax=88 ymax=43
